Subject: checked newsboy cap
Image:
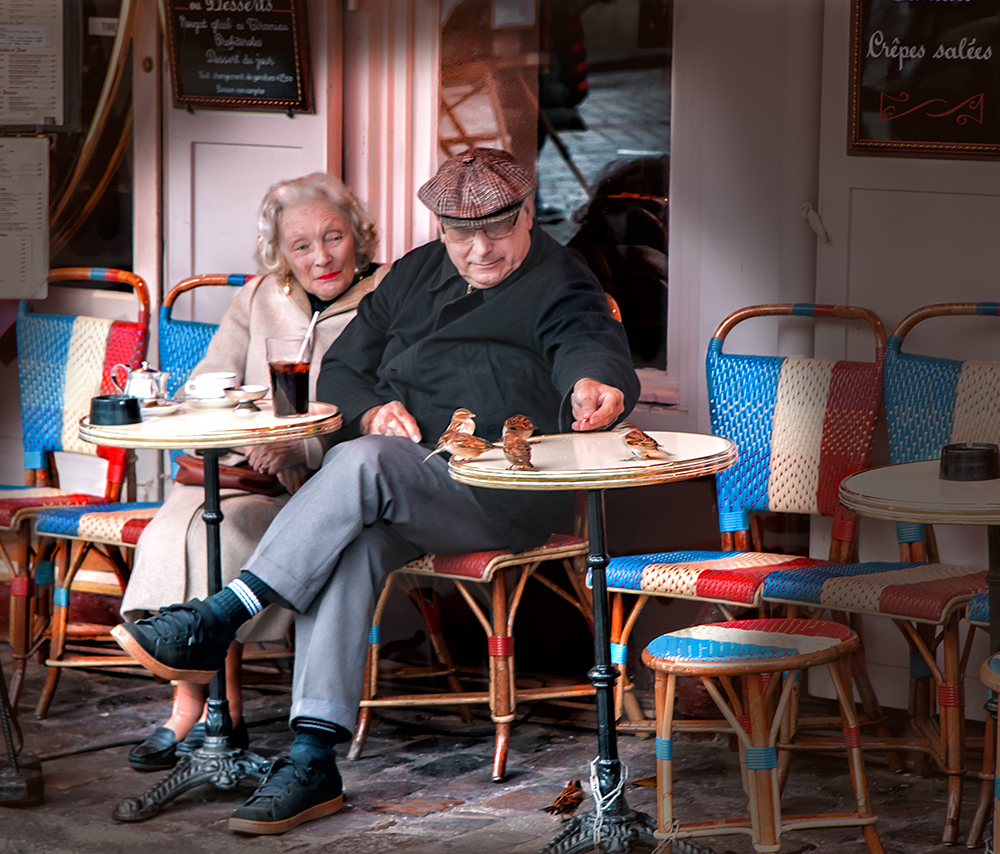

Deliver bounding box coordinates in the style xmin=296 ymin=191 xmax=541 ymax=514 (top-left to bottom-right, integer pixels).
xmin=418 ymin=148 xmax=536 ymax=227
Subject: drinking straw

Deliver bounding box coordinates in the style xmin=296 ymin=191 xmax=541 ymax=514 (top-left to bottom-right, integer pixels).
xmin=296 ymin=311 xmax=320 ymax=362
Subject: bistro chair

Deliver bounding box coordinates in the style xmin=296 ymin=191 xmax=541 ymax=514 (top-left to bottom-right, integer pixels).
xmin=979 ymin=652 xmax=1000 ymax=854
xmin=348 ymin=295 xmax=628 ymax=782
xmin=642 ymin=618 xmax=884 ymax=854
xmin=0 ymin=268 xmax=150 ymax=708
xmin=30 ymin=274 xmax=253 ymax=717
xmin=603 ymin=304 xmax=890 ymax=734
xmin=886 ymin=301 xmax=1000 ymax=846
xmin=761 ymin=302 xmax=999 ymax=844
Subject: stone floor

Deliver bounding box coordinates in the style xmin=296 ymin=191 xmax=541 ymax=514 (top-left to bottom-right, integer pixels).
xmin=0 ymin=640 xmax=991 ymax=854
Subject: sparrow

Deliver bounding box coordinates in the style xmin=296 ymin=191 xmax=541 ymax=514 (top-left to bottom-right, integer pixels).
xmin=423 ymin=409 xmax=478 ymax=462
xmin=542 ymin=779 xmax=584 ymax=817
xmin=448 ymin=408 xmax=476 ymax=435
xmin=616 ymin=422 xmax=670 ymax=462
xmin=503 ymin=433 xmax=534 ymax=470
xmin=423 ymin=432 xmax=498 ymax=463
xmin=502 ymin=414 xmax=536 ymax=440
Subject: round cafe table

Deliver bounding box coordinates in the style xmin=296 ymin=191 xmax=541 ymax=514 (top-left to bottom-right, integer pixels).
xmin=449 ymin=429 xmax=736 ymax=854
xmin=79 ymin=399 xmax=341 ymax=822
xmin=839 ymin=460 xmax=1000 ymax=654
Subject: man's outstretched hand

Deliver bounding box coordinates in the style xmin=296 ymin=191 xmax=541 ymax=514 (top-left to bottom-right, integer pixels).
xmin=571 ymin=378 xmax=625 ymax=432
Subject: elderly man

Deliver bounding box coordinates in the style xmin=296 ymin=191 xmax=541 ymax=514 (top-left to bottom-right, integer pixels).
xmin=113 ymin=148 xmax=640 ymax=834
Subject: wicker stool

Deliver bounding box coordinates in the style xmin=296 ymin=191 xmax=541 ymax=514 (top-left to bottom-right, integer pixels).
xmin=979 ymin=652 xmax=1000 ymax=854
xmin=642 ymin=618 xmax=883 ymax=853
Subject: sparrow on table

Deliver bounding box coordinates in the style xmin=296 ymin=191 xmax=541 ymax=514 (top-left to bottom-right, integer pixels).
xmin=423 ymin=432 xmax=497 ymax=463
xmin=448 ymin=408 xmax=476 ymax=435
xmin=542 ymin=779 xmax=584 ymax=817
xmin=502 ymin=414 xmax=536 ymax=440
xmin=423 ymin=409 xmax=478 ymax=462
xmin=616 ymin=422 xmax=670 ymax=462
xmin=502 ymin=433 xmax=534 ymax=470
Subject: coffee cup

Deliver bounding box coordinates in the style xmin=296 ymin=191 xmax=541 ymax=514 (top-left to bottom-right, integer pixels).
xmin=183 ymin=371 xmax=238 ymax=400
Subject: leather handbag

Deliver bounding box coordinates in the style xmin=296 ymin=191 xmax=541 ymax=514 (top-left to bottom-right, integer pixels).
xmin=174 ymin=453 xmax=287 ymax=497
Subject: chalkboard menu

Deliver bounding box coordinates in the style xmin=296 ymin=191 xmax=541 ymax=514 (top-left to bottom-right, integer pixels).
xmin=850 ymin=0 xmax=1000 ymax=158
xmin=163 ymin=0 xmax=313 ymax=113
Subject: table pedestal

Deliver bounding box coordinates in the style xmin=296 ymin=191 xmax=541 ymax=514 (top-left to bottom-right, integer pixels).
xmin=113 ymin=450 xmax=270 ymax=822
xmin=539 ymin=491 xmax=656 ymax=854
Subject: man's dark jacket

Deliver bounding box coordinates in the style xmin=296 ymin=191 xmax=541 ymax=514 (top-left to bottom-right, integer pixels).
xmin=317 ymin=226 xmax=640 ymax=551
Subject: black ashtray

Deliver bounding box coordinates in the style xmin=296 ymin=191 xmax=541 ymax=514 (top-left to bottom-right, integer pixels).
xmin=939 ymin=443 xmax=1000 ymax=481
xmin=90 ymin=394 xmax=142 ymax=426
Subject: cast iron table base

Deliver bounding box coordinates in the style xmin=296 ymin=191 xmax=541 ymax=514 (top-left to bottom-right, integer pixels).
xmin=113 ymin=450 xmax=263 ymax=821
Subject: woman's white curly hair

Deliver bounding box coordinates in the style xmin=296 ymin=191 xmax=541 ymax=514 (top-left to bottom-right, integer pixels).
xmin=255 ymin=172 xmax=378 ymax=275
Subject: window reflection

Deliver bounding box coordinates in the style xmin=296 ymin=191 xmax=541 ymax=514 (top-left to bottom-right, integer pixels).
xmin=438 ymin=0 xmax=671 ymax=370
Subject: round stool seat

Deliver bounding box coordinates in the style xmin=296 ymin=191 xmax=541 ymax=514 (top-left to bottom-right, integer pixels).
xmin=642 ymin=617 xmax=859 ymax=676
xmin=980 ymin=651 xmax=1000 ymax=692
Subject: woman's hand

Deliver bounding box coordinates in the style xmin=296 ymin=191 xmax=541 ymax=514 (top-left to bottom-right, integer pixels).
xmin=360 ymin=400 xmax=422 ymax=442
xmin=247 ymin=441 xmax=308 ymax=475
xmin=276 ymin=464 xmax=310 ymax=494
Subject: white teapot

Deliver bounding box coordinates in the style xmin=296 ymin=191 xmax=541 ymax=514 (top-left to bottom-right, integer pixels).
xmin=111 ymin=361 xmax=169 ymax=402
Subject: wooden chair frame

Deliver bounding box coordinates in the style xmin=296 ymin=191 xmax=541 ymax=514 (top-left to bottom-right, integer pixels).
xmin=2 ymin=268 xmax=150 ymax=708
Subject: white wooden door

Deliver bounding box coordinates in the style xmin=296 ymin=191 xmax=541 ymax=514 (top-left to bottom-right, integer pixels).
xmin=812 ymin=0 xmax=1000 ymax=714
xmin=163 ymin=0 xmax=337 ymax=324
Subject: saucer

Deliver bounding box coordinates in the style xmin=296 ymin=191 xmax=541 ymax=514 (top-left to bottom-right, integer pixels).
xmin=189 ymin=397 xmax=238 ymax=410
xmin=141 ymin=400 xmax=182 ymax=418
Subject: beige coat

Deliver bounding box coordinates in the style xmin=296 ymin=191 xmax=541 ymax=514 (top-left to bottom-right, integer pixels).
xmin=121 ymin=269 xmax=381 ymax=642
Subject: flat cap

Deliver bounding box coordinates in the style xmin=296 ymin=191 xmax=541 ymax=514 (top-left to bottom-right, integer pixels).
xmin=418 ymin=148 xmax=536 ymax=226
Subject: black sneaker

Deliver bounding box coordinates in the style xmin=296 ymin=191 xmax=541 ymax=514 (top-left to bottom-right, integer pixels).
xmin=128 ymin=726 xmax=179 ymax=772
xmin=228 ymin=754 xmax=343 ymax=835
xmin=110 ymin=600 xmax=234 ymax=683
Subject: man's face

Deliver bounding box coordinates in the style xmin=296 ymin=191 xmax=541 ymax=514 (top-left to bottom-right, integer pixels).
xmin=439 ymin=198 xmax=534 ymax=290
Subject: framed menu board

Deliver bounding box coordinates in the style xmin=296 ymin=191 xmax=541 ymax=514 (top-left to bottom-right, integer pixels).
xmin=163 ymin=0 xmax=313 ymax=113
xmin=850 ymin=0 xmax=1000 ymax=158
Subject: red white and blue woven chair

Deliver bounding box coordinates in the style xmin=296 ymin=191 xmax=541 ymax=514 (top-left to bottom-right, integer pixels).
xmin=761 ymin=302 xmax=998 ymax=845
xmin=30 ymin=274 xmax=253 ymax=717
xmin=642 ymin=618 xmax=884 ymax=854
xmin=883 ymin=302 xmax=1000 ymax=847
xmin=0 ymin=268 xmax=150 ymax=708
xmin=603 ymin=304 xmax=889 ymax=729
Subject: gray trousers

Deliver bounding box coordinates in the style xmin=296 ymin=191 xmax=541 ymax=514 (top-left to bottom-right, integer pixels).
xmin=242 ymin=435 xmax=508 ymax=732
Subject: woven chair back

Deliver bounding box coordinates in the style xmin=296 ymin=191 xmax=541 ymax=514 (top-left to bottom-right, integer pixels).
xmin=158 ymin=274 xmax=252 ymax=400
xmin=885 ymin=302 xmax=1000 ymax=464
xmin=16 ymin=268 xmax=150 ymax=480
xmin=707 ymin=304 xmax=886 ymax=537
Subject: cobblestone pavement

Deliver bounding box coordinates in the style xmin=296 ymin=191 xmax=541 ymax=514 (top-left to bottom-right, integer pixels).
xmin=0 ymin=641 xmax=987 ymax=854
xmin=537 ymin=64 xmax=670 ymax=246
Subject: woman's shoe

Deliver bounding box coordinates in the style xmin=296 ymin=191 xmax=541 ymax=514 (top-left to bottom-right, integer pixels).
xmin=177 ymin=717 xmax=250 ymax=755
xmin=128 ymin=726 xmax=179 ymax=772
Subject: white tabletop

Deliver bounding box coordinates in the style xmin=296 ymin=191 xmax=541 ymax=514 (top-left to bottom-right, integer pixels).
xmin=79 ymin=400 xmax=341 ymax=450
xmin=448 ymin=430 xmax=736 ymax=491
xmin=839 ymin=460 xmax=1000 ymax=526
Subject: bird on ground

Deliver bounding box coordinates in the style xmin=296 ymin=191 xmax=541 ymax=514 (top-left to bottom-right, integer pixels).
xmin=542 ymin=779 xmax=584 ymax=817
xmin=423 ymin=431 xmax=497 ymax=463
xmin=616 ymin=422 xmax=670 ymax=462
xmin=503 ymin=433 xmax=534 ymax=470
xmin=502 ymin=414 xmax=535 ymax=440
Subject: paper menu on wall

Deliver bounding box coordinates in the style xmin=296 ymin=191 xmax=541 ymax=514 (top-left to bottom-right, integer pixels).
xmin=0 ymin=0 xmax=63 ymax=127
xmin=0 ymin=136 xmax=48 ymax=299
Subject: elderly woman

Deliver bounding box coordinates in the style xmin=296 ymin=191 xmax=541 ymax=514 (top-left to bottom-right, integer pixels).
xmin=122 ymin=172 xmax=385 ymax=771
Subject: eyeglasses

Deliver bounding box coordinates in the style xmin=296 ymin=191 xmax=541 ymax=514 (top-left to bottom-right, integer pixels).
xmin=442 ymin=208 xmax=521 ymax=244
